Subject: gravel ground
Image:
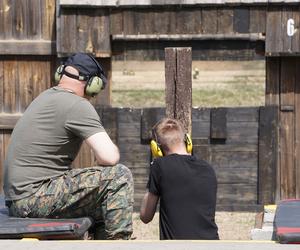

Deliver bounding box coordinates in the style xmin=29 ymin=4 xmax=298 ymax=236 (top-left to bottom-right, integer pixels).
xmin=132 ymin=211 xmax=257 ymax=240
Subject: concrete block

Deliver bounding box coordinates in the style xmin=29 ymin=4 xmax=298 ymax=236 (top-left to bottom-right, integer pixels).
xmin=250 ymin=228 xmax=274 ymax=241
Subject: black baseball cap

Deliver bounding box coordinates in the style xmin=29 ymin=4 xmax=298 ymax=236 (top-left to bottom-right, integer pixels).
xmin=64 ymin=53 xmax=107 ymax=87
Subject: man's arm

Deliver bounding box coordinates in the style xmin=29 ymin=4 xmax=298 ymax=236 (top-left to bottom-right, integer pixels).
xmin=85 ymin=131 xmax=120 ymax=166
xmin=140 ymin=191 xmax=159 ymax=224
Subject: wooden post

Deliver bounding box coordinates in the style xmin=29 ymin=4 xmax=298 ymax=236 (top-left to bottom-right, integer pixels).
xmin=165 ymin=47 xmax=192 ymax=134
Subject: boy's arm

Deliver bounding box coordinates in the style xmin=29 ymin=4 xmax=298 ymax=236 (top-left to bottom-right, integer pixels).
xmin=140 ymin=191 xmax=159 ymax=224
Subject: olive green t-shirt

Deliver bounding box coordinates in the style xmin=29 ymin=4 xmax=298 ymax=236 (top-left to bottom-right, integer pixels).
xmin=3 ymin=87 xmax=104 ymax=200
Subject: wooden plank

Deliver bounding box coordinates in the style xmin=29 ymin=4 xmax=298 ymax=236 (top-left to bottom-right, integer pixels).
xmin=217 ymin=184 xmax=257 ymax=204
xmin=93 ymin=9 xmax=111 ymax=57
xmin=153 ymin=8 xmax=173 ymax=34
xmin=59 ymin=8 xmax=77 ymax=54
xmin=123 ymin=9 xmax=136 ymax=35
xmin=234 ymin=8 xmax=249 ymax=34
xmin=280 ymin=57 xmax=296 ymax=199
xmin=93 ymin=58 xmax=111 ymax=106
xmin=41 ymin=0 xmax=56 ymax=40
xmin=176 ymin=9 xmax=197 ymax=34
xmin=0 ymin=40 xmax=55 ymax=55
xmin=266 ymin=57 xmax=280 ymax=106
xmin=175 ymin=47 xmax=192 ymax=133
xmin=258 ymin=106 xmax=278 ymax=204
xmin=0 ymin=60 xmax=3 ymax=112
xmin=135 ymin=9 xmax=154 ymax=35
xmin=249 ymin=7 xmax=266 ymax=34
xmin=266 ymin=6 xmax=282 ymax=55
xmin=28 ymin=0 xmax=41 ymax=39
xmin=12 ymin=0 xmax=28 ymax=39
xmin=100 ymin=107 xmax=119 ymax=144
xmin=76 ymin=9 xmax=90 ymax=53
xmin=165 ymin=47 xmax=176 ymax=120
xmin=2 ymin=0 xmax=13 ymax=39
xmin=3 ymin=59 xmax=17 ymax=113
xmin=215 ymin=167 xmax=257 ymax=184
xmin=217 ymin=8 xmax=233 ymax=34
xmin=110 ymin=9 xmax=123 ymax=35
xmin=210 ymin=108 xmax=227 ymax=140
xmin=18 ymin=58 xmax=35 ymax=111
xmin=295 ymin=58 xmax=300 ymax=198
xmin=202 ymin=8 xmax=217 ymax=34
xmin=0 ymin=114 xmax=21 ymax=129
xmin=141 ymin=108 xmax=165 ymax=142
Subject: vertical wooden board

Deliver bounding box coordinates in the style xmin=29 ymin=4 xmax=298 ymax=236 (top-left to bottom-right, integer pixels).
xmin=18 ymin=59 xmax=32 ymax=112
xmin=258 ymin=106 xmax=278 ymax=204
xmin=175 ymin=47 xmax=192 ymax=134
xmin=0 ymin=131 xmax=3 ymax=193
xmin=165 ymin=47 xmax=176 ymax=119
xmin=217 ymin=8 xmax=233 ymax=34
xmin=135 ymin=9 xmax=154 ymax=35
xmin=282 ymin=7 xmax=293 ymax=53
xmin=110 ymin=9 xmax=123 ymax=35
xmin=266 ymin=57 xmax=280 ymax=106
xmin=168 ymin=7 xmax=177 ymax=34
xmin=93 ymin=9 xmax=111 ymax=56
xmin=280 ymin=57 xmax=296 ymax=199
xmin=202 ymin=8 xmax=217 ymax=34
xmin=0 ymin=1 xmax=5 ymax=39
xmin=141 ymin=108 xmax=165 ymax=142
xmin=41 ymin=0 xmax=56 ymax=40
xmin=93 ymin=58 xmax=111 ymax=106
xmin=3 ymin=59 xmax=17 ymax=113
xmin=234 ymin=8 xmax=249 ymax=34
xmin=123 ymin=9 xmax=136 ymax=35
xmin=12 ymin=0 xmax=28 ymax=39
xmin=176 ymin=8 xmax=195 ymax=34
xmin=0 ymin=60 xmax=3 ymax=112
xmin=210 ymin=108 xmax=227 ymax=140
xmin=28 ymin=0 xmax=41 ymax=39
xmin=292 ymin=6 xmax=300 ymax=53
xmin=295 ymin=58 xmax=300 ymax=198
xmin=76 ymin=9 xmax=90 ymax=53
xmin=154 ymin=9 xmax=171 ymax=34
xmin=193 ymin=9 xmax=202 ymax=34
xmin=59 ymin=8 xmax=77 ymax=54
xmin=2 ymin=0 xmax=13 ymax=39
xmin=249 ymin=7 xmax=266 ymax=34
xmin=266 ymin=7 xmax=282 ymax=55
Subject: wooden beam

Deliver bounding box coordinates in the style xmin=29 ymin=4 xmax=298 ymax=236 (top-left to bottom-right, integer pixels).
xmin=165 ymin=47 xmax=192 ymax=134
xmin=0 ymin=114 xmax=22 ymax=129
xmin=0 ymin=40 xmax=55 ymax=55
xmin=112 ymin=33 xmax=265 ymax=41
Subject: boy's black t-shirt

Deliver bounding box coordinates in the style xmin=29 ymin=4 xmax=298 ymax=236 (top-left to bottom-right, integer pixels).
xmin=147 ymin=154 xmax=219 ymax=240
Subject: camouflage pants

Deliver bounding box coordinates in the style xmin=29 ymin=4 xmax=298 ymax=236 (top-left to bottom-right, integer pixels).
xmin=9 ymin=164 xmax=134 ymax=240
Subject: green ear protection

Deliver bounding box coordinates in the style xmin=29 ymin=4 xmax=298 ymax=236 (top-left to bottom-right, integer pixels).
xmin=54 ymin=65 xmax=104 ymax=97
xmin=150 ymin=133 xmax=193 ymax=158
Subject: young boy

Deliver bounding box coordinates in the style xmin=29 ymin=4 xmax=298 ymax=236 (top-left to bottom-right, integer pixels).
xmin=140 ymin=118 xmax=219 ymax=240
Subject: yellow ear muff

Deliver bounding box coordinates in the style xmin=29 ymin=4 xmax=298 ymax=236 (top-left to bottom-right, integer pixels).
xmin=150 ymin=139 xmax=163 ymax=158
xmin=54 ymin=65 xmax=65 ymax=85
xmin=85 ymin=76 xmax=104 ymax=97
xmin=185 ymin=133 xmax=193 ymax=154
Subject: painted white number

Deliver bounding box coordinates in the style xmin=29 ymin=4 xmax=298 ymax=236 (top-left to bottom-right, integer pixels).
xmin=287 ymin=18 xmax=295 ymax=37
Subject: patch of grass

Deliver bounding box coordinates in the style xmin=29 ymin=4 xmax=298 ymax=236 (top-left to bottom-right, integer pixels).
xmin=112 ymin=84 xmax=265 ymax=108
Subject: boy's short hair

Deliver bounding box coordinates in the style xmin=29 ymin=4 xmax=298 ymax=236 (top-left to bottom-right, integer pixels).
xmin=152 ymin=118 xmax=185 ymax=153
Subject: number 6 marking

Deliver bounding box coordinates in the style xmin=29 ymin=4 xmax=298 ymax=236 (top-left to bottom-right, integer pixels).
xmin=287 ymin=18 xmax=295 ymax=37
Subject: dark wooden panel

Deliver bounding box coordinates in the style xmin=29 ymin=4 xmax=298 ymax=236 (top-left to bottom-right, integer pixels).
xmin=0 ymin=41 xmax=55 ymax=55
xmin=266 ymin=57 xmax=280 ymax=106
xmin=110 ymin=9 xmax=123 ymax=35
xmin=295 ymin=58 xmax=300 ymax=198
xmin=215 ymin=167 xmax=257 ymax=184
xmin=280 ymin=57 xmax=296 ymax=199
xmin=202 ymin=8 xmax=217 ymax=34
xmin=141 ymin=108 xmax=165 ymax=142
xmin=217 ymin=184 xmax=257 ymax=204
xmin=234 ymin=8 xmax=249 ymax=34
xmin=217 ymin=8 xmax=233 ymax=34
xmin=135 ymin=9 xmax=155 ymax=35
xmin=266 ymin=6 xmax=282 ymax=55
xmin=0 ymin=60 xmax=3 ymax=112
xmin=210 ymin=108 xmax=227 ymax=139
xmin=249 ymin=7 xmax=266 ymax=34
xmin=258 ymin=106 xmax=278 ymax=204
xmin=3 ymin=59 xmax=17 ymax=113
xmin=123 ymin=9 xmax=136 ymax=35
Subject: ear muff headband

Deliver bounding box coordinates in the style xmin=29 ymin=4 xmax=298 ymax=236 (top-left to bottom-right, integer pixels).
xmin=150 ymin=133 xmax=193 ymax=158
